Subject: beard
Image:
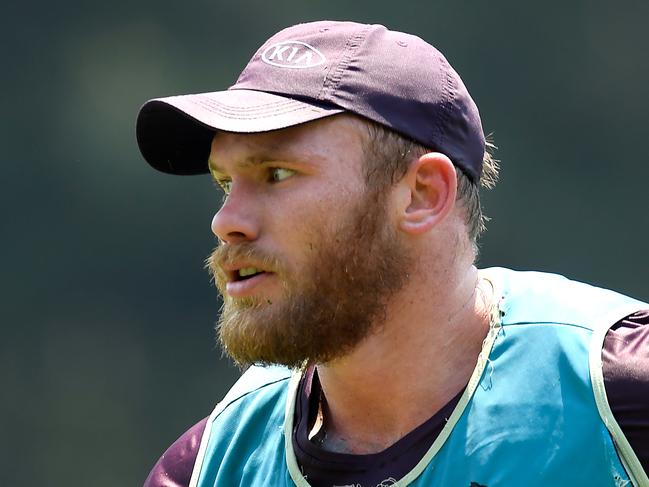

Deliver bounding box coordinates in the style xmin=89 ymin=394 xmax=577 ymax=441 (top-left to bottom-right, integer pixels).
xmin=206 ymin=188 xmax=412 ymax=369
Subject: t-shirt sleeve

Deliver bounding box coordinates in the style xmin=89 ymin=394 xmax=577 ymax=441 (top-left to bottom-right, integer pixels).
xmin=143 ymin=417 xmax=208 ymax=487
xmin=603 ymin=310 xmax=649 ymax=473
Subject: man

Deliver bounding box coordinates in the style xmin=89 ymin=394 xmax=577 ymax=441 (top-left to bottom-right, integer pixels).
xmin=136 ymin=21 xmax=649 ymax=487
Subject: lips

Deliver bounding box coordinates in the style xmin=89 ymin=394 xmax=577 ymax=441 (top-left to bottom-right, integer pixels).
xmin=236 ymin=266 xmax=266 ymax=280
xmin=225 ymin=270 xmax=274 ymax=298
xmin=215 ymin=261 xmax=276 ymax=298
xmin=222 ymin=264 xmax=269 ymax=283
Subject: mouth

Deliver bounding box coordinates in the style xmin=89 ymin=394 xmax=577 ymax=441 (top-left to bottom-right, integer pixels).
xmin=232 ymin=266 xmax=268 ymax=282
xmin=222 ymin=265 xmax=275 ymax=299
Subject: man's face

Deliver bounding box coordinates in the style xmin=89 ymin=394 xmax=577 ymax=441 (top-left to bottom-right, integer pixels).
xmin=206 ymin=115 xmax=412 ymax=368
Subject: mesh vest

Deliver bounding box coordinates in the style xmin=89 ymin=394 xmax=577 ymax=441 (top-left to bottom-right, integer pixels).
xmin=188 ymin=268 xmax=649 ymax=487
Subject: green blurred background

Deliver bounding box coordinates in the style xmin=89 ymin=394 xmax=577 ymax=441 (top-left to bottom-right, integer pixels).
xmin=4 ymin=0 xmax=648 ymax=485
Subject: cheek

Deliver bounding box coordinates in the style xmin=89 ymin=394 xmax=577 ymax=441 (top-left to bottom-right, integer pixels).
xmin=266 ymin=195 xmax=337 ymax=260
xmin=259 ymin=176 xmax=363 ymax=256
xmin=268 ymin=181 xmax=345 ymax=227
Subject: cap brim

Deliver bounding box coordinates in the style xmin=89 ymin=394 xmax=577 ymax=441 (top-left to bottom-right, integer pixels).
xmin=136 ymin=89 xmax=344 ymax=175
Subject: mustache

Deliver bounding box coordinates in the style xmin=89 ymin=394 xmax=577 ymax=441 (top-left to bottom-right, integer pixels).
xmin=206 ymin=242 xmax=284 ymax=287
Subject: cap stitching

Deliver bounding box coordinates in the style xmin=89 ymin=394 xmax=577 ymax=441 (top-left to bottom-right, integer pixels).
xmin=318 ymin=25 xmax=371 ymax=101
xmin=194 ymin=96 xmax=299 ymax=113
xmin=435 ymin=56 xmax=454 ymax=150
xmin=190 ymin=98 xmax=329 ymax=120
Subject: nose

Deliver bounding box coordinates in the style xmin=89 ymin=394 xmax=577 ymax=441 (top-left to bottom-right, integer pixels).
xmin=211 ymin=185 xmax=260 ymax=244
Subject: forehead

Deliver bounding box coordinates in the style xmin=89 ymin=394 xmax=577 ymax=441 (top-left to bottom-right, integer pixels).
xmin=208 ymin=114 xmax=368 ymax=173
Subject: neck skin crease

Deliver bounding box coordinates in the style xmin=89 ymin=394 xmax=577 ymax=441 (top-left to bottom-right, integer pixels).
xmin=313 ymin=256 xmax=494 ymax=455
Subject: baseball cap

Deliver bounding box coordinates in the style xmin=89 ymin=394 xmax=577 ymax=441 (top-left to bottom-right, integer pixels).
xmin=136 ymin=20 xmax=485 ymax=182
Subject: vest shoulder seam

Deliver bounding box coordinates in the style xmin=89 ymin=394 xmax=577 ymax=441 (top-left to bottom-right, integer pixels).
xmin=215 ymin=375 xmax=291 ymax=415
xmin=502 ymin=321 xmax=595 ymax=331
xmin=188 ymin=369 xmax=291 ymax=487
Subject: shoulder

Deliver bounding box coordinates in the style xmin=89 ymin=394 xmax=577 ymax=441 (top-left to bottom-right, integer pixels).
xmin=142 ymin=365 xmax=293 ymax=487
xmin=603 ymin=310 xmax=649 ymax=470
xmin=216 ymin=364 xmax=293 ymax=410
xmin=143 ymin=417 xmax=208 ymax=487
xmin=604 ymin=310 xmax=649 ymax=379
xmin=481 ymin=267 xmax=647 ymax=329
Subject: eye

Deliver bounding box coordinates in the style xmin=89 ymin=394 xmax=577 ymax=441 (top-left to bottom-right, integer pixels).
xmin=270 ymin=167 xmax=295 ymax=183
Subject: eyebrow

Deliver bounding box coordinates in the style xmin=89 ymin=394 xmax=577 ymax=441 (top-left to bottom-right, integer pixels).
xmin=209 ymin=156 xmax=264 ymax=174
xmin=209 ymin=152 xmax=316 ymax=175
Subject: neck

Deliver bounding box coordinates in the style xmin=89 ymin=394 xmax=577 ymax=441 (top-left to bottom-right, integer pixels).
xmin=314 ymin=263 xmax=494 ymax=454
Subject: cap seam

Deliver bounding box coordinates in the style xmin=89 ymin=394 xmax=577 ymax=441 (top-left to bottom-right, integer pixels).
xmin=318 ymin=25 xmax=371 ymax=102
xmin=435 ymin=56 xmax=454 ymax=152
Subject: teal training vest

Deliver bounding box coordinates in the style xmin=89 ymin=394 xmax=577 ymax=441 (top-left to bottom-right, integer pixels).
xmin=188 ymin=268 xmax=649 ymax=487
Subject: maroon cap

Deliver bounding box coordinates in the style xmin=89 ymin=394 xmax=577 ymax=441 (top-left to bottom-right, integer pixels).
xmin=136 ymin=21 xmax=485 ymax=181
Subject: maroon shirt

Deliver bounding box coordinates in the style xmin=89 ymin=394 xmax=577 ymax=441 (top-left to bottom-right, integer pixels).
xmin=143 ymin=311 xmax=649 ymax=486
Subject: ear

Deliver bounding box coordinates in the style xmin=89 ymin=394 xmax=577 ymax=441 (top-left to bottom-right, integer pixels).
xmin=397 ymin=152 xmax=457 ymax=235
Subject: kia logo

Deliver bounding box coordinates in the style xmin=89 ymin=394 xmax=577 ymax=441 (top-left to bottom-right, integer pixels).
xmin=261 ymin=41 xmax=326 ymax=69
